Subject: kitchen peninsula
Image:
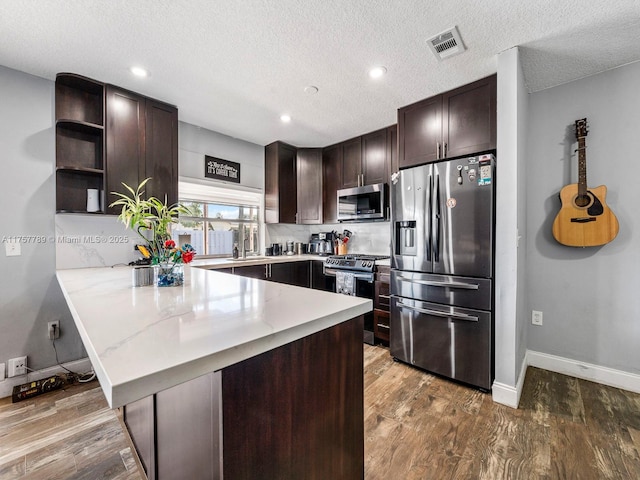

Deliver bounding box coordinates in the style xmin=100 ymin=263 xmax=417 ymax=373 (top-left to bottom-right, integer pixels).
xmin=56 ymin=265 xmax=371 ymax=480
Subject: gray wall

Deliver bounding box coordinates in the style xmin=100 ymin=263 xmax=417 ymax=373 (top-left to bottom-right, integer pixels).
xmin=179 ymin=122 xmax=264 ymax=190
xmin=0 ymin=66 xmax=85 ymax=371
xmin=526 ymin=60 xmax=640 ymax=373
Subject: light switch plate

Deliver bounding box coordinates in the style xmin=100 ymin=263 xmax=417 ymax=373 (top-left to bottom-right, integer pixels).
xmin=0 ymin=363 xmax=5 ymax=382
xmin=5 ymin=241 xmax=21 ymax=256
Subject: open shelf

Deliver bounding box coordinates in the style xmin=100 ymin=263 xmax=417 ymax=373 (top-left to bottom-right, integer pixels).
xmin=56 ymin=166 xmax=104 ymax=175
xmin=56 ymin=170 xmax=105 ymax=214
xmin=55 ymin=73 xmax=104 ymax=126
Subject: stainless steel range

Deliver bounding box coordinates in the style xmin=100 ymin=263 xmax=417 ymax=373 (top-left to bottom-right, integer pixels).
xmin=323 ymin=254 xmax=390 ymax=344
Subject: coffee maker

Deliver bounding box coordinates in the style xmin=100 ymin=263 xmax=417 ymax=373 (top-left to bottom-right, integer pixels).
xmin=309 ymin=232 xmax=336 ymax=255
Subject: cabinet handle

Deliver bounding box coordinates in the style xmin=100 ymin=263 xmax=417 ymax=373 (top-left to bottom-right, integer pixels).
xmin=443 ymin=142 xmax=447 ymax=158
xmin=265 ymin=265 xmax=269 ymax=278
xmin=376 ymin=323 xmax=390 ymax=330
xmin=379 ymin=294 xmax=390 ymax=299
xmin=436 ymin=142 xmax=441 ymax=159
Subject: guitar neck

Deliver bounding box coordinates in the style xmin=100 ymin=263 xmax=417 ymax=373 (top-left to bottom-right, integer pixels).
xmin=577 ymin=136 xmax=587 ymax=196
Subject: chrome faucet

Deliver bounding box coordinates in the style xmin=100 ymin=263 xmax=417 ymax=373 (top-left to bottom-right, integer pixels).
xmin=242 ymin=237 xmax=248 ymax=259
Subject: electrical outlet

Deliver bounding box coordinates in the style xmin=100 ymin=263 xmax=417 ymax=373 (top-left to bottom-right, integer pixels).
xmin=48 ymin=320 xmax=60 ymax=340
xmin=0 ymin=362 xmax=5 ymax=382
xmin=532 ymin=310 xmax=543 ymax=326
xmin=5 ymin=241 xmax=21 ymax=257
xmin=8 ymin=356 xmax=27 ymax=377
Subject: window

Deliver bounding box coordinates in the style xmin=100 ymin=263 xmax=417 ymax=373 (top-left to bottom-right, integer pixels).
xmin=173 ymin=200 xmax=260 ymax=257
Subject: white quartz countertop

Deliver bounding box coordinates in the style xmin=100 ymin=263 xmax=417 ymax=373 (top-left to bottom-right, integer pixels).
xmin=56 ymin=266 xmax=371 ymax=408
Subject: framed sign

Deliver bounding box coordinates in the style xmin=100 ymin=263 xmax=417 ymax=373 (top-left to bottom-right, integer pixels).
xmin=205 ymin=155 xmax=241 ymax=183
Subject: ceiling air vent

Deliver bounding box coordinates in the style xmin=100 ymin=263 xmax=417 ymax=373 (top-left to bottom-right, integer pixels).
xmin=427 ymin=26 xmax=466 ymax=61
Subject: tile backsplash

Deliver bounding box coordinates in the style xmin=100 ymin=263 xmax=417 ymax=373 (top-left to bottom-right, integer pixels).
xmin=266 ymin=221 xmax=391 ymax=256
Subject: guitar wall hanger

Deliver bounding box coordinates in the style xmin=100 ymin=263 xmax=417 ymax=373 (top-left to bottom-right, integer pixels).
xmin=552 ymin=118 xmax=619 ymax=247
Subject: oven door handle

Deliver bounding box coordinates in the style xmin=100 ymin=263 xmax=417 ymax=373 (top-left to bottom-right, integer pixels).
xmin=395 ymin=276 xmax=479 ymax=290
xmin=395 ymin=300 xmax=479 ymax=322
xmin=324 ymin=267 xmax=375 ymax=282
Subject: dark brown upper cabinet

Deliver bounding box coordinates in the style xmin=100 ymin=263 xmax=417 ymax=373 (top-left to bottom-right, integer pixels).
xmin=55 ymin=73 xmax=178 ymax=215
xmin=361 ymin=128 xmax=389 ymax=185
xmin=340 ymin=137 xmax=362 ymax=189
xmin=265 ymin=143 xmax=323 ymax=225
xmin=55 ymin=73 xmax=105 ymax=213
xmin=296 ymin=148 xmax=323 ymax=224
xmin=322 ymin=126 xmax=394 ymax=223
xmin=398 ymin=74 xmax=496 ymax=169
xmin=340 ymin=128 xmax=390 ymax=189
xmin=322 ymin=144 xmax=342 ymax=224
xmin=265 ymin=141 xmax=297 ymax=224
xmin=105 ymin=86 xmax=178 ymax=214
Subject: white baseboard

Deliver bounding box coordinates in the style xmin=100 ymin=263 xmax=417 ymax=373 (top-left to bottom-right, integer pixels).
xmin=491 ymin=349 xmax=640 ymax=409
xmin=526 ymin=350 xmax=640 ymax=394
xmin=492 ymin=353 xmax=529 ymax=408
xmin=0 ymin=358 xmax=93 ymax=400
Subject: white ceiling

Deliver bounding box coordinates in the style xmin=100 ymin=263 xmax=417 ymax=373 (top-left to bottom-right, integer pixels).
xmin=2 ymin=0 xmax=639 ymax=147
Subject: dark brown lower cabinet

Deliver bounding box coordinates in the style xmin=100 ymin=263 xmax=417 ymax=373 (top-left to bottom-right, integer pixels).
xmin=270 ymin=261 xmax=310 ymax=287
xmin=311 ymin=259 xmax=332 ymax=291
xmin=232 ymin=261 xmax=311 ymax=287
xmin=123 ymin=316 xmax=364 ymax=480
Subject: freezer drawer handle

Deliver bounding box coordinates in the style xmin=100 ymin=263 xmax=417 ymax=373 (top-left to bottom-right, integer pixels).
xmin=396 ymin=301 xmax=479 ymax=322
xmin=396 ymin=276 xmax=480 ymax=290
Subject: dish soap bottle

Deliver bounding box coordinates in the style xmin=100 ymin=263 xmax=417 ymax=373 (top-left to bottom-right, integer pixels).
xmin=232 ymin=242 xmax=239 ymax=259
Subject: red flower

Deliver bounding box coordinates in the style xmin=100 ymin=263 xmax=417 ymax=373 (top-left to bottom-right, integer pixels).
xmin=182 ymin=251 xmax=194 ymax=264
xmin=164 ymin=239 xmax=176 ymax=248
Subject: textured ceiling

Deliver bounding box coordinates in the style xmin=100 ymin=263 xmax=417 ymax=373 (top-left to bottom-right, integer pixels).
xmin=2 ymin=0 xmax=639 ymax=147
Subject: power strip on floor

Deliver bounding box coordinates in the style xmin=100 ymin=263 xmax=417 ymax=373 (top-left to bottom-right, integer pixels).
xmin=12 ymin=375 xmax=66 ymax=403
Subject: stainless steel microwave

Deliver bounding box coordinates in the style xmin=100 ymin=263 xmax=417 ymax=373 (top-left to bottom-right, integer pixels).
xmin=337 ymin=183 xmax=388 ymax=222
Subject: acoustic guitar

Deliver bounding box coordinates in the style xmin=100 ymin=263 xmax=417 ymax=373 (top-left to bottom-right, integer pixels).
xmin=552 ymin=118 xmax=619 ymax=247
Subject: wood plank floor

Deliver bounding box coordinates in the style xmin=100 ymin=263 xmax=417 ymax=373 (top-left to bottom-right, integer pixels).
xmin=2 ymin=345 xmax=639 ymax=479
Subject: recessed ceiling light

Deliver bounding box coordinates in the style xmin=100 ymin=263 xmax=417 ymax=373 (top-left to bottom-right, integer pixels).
xmin=280 ymin=114 xmax=291 ymax=123
xmin=369 ymin=66 xmax=387 ymax=79
xmin=130 ymin=66 xmax=149 ymax=78
xmin=304 ymin=85 xmax=319 ymax=95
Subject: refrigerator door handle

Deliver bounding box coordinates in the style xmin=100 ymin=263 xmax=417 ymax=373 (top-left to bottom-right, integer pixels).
xmin=395 ymin=276 xmax=480 ymax=290
xmin=396 ymin=300 xmax=479 ymax=322
xmin=426 ymin=174 xmax=432 ymax=261
xmin=433 ymin=172 xmax=441 ymax=263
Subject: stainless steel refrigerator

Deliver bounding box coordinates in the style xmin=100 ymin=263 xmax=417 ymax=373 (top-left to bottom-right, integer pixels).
xmin=390 ymin=154 xmax=495 ymax=391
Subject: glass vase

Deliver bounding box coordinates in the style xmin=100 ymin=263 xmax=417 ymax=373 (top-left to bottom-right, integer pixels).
xmin=154 ymin=263 xmax=184 ymax=287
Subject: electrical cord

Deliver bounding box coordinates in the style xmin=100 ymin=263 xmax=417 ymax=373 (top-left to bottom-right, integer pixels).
xmin=51 ymin=325 xmax=96 ymax=383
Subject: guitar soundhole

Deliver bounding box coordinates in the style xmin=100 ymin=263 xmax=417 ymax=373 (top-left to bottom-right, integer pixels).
xmin=575 ymin=194 xmax=591 ymax=208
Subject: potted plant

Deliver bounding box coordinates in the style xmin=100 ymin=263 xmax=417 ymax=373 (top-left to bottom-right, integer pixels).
xmin=110 ymin=178 xmax=196 ymax=286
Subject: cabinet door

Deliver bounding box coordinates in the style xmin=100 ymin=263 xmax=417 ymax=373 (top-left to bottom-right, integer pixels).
xmin=361 ymin=128 xmax=388 ymax=185
xmin=398 ymin=95 xmax=442 ymax=169
xmin=270 ymin=261 xmax=310 ymax=288
xmin=233 ymin=264 xmax=267 ymax=279
xmin=265 ymin=142 xmax=297 ymax=224
xmin=144 ymin=99 xmax=178 ymax=206
xmin=105 ymin=86 xmax=145 ymax=214
xmin=311 ymin=260 xmax=331 ymax=291
xmin=296 ymin=148 xmax=322 ymax=224
xmin=341 ymin=137 xmax=362 ymax=188
xmin=322 ymin=144 xmax=342 ymax=223
xmin=442 ymin=74 xmax=496 ymax=159
xmin=387 ymin=124 xmax=398 ymax=175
